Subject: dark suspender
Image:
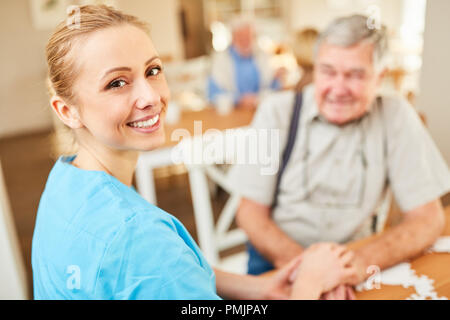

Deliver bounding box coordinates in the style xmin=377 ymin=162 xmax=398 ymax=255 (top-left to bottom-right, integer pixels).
xmin=370 ymin=96 xmax=384 ymax=234
xmin=271 ymin=92 xmax=303 ymax=210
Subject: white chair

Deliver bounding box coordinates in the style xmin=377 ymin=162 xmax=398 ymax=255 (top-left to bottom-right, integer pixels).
xmin=186 ymin=162 xmax=248 ymax=274
xmin=0 ymin=159 xmax=29 ymax=299
xmin=135 ymin=147 xmax=175 ymax=205
xmin=179 ymin=129 xmax=252 ymax=273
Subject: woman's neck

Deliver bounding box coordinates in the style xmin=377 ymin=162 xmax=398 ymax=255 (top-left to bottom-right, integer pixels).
xmin=72 ymin=144 xmax=139 ymax=187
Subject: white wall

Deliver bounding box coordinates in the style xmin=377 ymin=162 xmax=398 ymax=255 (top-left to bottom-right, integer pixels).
xmin=416 ymin=0 xmax=450 ymax=165
xmin=283 ymin=0 xmax=404 ymax=32
xmin=0 ymin=0 xmax=183 ymax=139
xmin=117 ymin=0 xmax=184 ymax=60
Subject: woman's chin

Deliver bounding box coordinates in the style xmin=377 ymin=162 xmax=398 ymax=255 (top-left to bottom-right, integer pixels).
xmin=139 ymin=135 xmax=166 ymax=152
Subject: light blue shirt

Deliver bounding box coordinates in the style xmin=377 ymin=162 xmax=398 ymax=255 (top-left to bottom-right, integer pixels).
xmin=32 ymin=155 xmax=220 ymax=300
xmin=208 ymin=46 xmax=280 ymax=105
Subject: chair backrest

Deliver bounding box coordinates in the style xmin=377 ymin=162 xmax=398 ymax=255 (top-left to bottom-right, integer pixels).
xmin=0 ymin=159 xmax=28 ymax=299
xmin=186 ymin=163 xmax=247 ymax=266
xmin=182 ymin=129 xmax=251 ymax=266
xmin=135 ymin=147 xmax=175 ymax=205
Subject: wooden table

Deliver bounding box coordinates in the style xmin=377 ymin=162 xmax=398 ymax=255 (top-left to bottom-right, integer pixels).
xmin=262 ymin=206 xmax=450 ymax=299
xmin=354 ymin=206 xmax=450 ymax=300
xmin=162 ymin=107 xmax=255 ymax=148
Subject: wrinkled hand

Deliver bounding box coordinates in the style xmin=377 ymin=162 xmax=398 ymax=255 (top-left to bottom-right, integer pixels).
xmin=345 ymin=250 xmax=370 ymax=286
xmin=261 ymin=255 xmax=303 ymax=299
xmin=320 ymin=284 xmax=356 ymax=300
xmin=290 ymin=243 xmax=358 ymax=294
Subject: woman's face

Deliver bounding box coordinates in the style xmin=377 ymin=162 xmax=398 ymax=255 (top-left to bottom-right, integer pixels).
xmin=72 ymin=24 xmax=170 ymax=152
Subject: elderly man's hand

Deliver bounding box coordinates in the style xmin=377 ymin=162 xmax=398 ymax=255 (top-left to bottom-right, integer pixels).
xmin=345 ymin=250 xmax=371 ymax=286
xmin=289 ymin=243 xmax=358 ymax=295
xmin=320 ymin=284 xmax=356 ymax=300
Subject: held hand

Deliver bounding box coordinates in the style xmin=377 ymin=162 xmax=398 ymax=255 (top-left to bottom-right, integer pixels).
xmin=345 ymin=250 xmax=370 ymax=286
xmin=291 ymin=243 xmax=358 ymax=295
xmin=320 ymin=285 xmax=356 ymax=300
xmin=260 ymin=255 xmax=303 ymax=299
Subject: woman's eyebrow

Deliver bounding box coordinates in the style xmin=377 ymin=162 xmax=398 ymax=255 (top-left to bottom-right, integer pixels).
xmin=101 ymin=66 xmax=131 ymax=81
xmin=144 ymin=56 xmax=160 ymax=66
xmin=101 ymin=56 xmax=160 ymax=81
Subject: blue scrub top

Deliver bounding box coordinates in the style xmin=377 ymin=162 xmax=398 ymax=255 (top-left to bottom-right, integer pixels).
xmin=32 ymin=155 xmax=221 ymax=300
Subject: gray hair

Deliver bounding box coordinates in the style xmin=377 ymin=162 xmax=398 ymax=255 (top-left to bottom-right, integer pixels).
xmin=315 ymin=14 xmax=389 ymax=72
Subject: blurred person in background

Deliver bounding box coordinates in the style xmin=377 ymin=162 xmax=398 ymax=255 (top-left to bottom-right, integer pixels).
xmin=229 ymin=14 xmax=449 ymax=295
xmin=207 ymin=16 xmax=283 ymax=110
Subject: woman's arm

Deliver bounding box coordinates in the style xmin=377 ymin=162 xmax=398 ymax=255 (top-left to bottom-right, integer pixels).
xmin=214 ymin=243 xmax=358 ymax=300
xmin=214 ymin=269 xmax=266 ymax=300
xmin=214 ymin=256 xmax=303 ymax=300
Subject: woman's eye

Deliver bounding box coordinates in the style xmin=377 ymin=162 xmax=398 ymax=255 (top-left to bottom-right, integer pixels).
xmin=107 ymin=79 xmax=127 ymax=89
xmin=147 ymin=66 xmax=162 ymax=77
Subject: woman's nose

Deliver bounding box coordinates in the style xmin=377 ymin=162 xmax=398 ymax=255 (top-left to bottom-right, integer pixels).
xmin=133 ymin=78 xmax=161 ymax=109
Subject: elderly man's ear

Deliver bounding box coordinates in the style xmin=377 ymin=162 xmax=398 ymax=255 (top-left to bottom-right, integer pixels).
xmin=50 ymin=96 xmax=84 ymax=129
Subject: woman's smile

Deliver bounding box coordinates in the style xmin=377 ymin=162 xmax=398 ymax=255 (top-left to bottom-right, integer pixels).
xmin=126 ymin=112 xmax=161 ymax=133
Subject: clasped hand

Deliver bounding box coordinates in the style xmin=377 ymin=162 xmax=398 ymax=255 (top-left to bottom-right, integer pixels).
xmin=263 ymin=243 xmax=363 ymax=299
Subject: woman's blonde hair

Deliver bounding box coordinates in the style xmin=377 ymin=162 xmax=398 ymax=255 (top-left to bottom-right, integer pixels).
xmin=46 ymin=4 xmax=150 ymax=156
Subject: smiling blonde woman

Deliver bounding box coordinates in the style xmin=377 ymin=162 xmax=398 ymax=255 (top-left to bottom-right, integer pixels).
xmin=31 ymin=5 xmax=356 ymax=300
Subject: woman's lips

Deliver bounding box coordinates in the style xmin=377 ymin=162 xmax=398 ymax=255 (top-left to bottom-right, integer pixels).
xmin=127 ymin=112 xmax=160 ymax=124
xmin=128 ymin=117 xmax=161 ymax=133
xmin=127 ymin=113 xmax=161 ymax=133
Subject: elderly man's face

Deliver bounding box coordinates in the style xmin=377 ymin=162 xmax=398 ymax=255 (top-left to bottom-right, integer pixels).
xmin=232 ymin=24 xmax=254 ymax=57
xmin=314 ymin=41 xmax=383 ymax=125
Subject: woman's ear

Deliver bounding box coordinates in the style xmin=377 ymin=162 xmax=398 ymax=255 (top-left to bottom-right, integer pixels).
xmin=50 ymin=96 xmax=84 ymax=129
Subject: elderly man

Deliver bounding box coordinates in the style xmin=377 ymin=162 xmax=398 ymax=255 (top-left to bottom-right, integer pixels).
xmin=228 ymin=14 xmax=450 ymax=290
xmin=207 ymin=17 xmax=281 ymax=110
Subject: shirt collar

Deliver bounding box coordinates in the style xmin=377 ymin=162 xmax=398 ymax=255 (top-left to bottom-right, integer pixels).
xmin=302 ymin=84 xmax=321 ymax=124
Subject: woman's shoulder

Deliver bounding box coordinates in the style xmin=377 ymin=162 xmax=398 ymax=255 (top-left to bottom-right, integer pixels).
xmin=38 ymin=156 xmax=179 ymax=243
xmin=101 ymin=207 xmax=217 ymax=299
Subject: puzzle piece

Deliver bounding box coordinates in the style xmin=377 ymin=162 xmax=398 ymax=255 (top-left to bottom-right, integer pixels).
xmin=428 ymin=236 xmax=450 ymax=253
xmin=356 ymin=262 xmax=448 ymax=300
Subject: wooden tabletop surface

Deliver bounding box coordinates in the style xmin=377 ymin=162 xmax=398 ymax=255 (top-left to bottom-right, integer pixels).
xmin=354 ymin=205 xmax=450 ymax=300
xmin=162 ymin=107 xmax=255 ymax=148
